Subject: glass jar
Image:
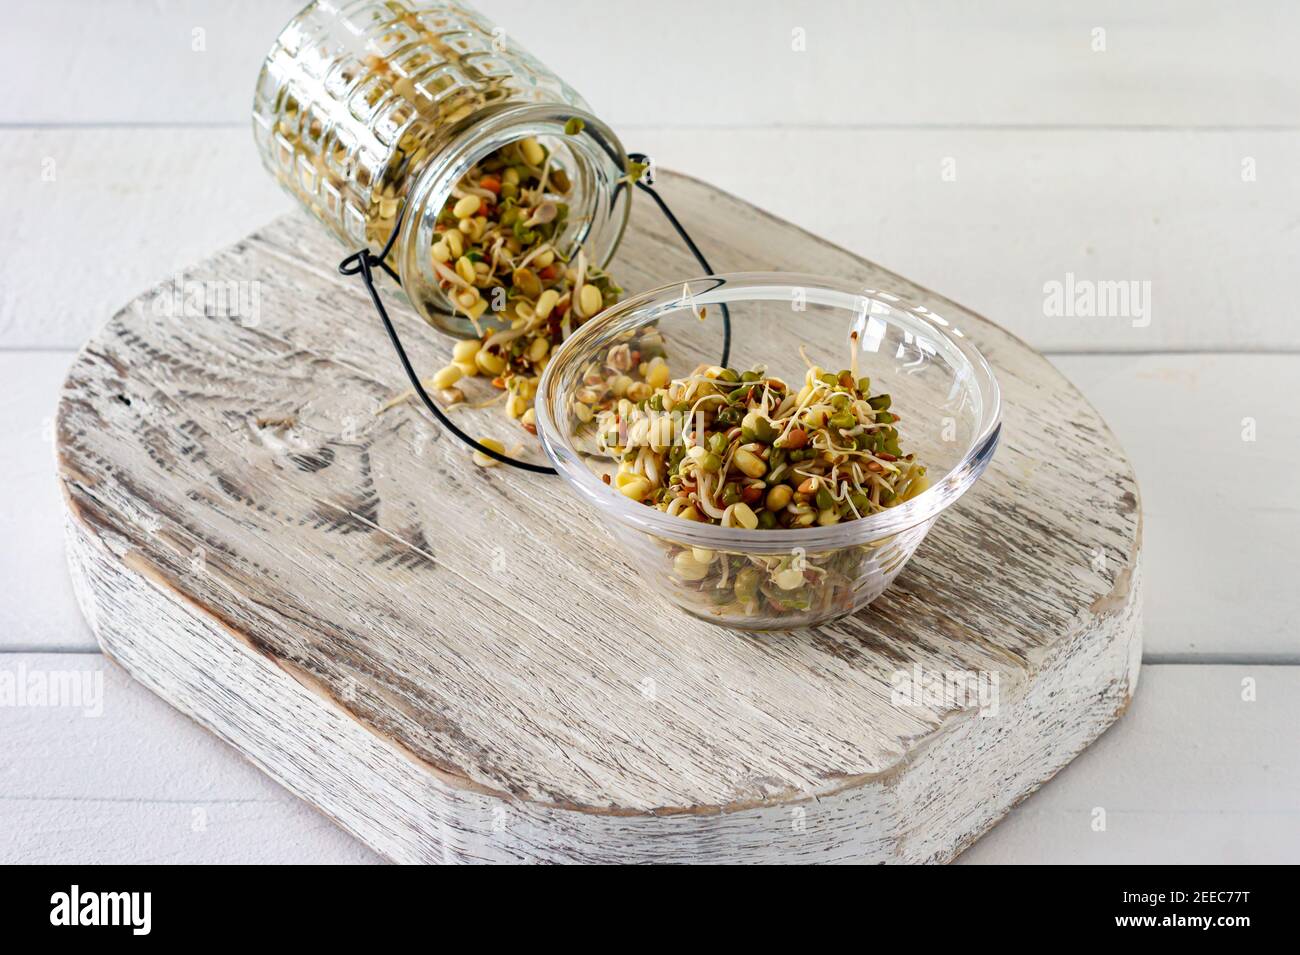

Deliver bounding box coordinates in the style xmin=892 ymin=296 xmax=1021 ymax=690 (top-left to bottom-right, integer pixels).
xmin=252 ymin=0 xmax=631 ymax=336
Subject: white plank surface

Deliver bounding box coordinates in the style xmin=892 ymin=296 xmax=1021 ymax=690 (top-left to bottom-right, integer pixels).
xmin=5 ymin=127 xmax=1300 ymax=351
xmin=0 ymin=654 xmax=381 ymax=864
xmin=634 ymin=127 xmax=1300 ymax=353
xmin=0 ymin=352 xmax=92 ymax=652
xmin=961 ymin=664 xmax=1300 ymax=864
xmin=1050 ymin=353 xmax=1300 ymax=663
xmin=6 ymin=1 xmax=1300 ymax=127
xmin=5 ymin=655 xmax=1294 ymax=863
xmin=0 ymin=130 xmax=289 ymax=350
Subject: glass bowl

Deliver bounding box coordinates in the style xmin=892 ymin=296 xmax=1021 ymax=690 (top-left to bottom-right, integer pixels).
xmin=535 ymin=273 xmax=1002 ymax=630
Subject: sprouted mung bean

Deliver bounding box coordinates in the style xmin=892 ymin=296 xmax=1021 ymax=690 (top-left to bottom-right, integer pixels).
xmin=383 ymin=133 xmax=631 ymax=460
xmin=595 ymin=360 xmax=928 ymax=527
xmin=581 ymin=346 xmax=930 ymax=617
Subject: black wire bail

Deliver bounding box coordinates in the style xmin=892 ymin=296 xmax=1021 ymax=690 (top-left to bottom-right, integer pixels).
xmin=338 ymin=150 xmax=731 ymax=474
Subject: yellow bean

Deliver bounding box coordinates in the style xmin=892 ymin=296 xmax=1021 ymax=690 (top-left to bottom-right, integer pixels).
xmin=773 ymin=567 xmax=804 ymax=590
xmin=733 ymin=448 xmax=767 ymax=478
xmin=765 ymin=484 xmax=792 ymax=512
xmin=535 ymin=289 xmax=559 ymax=320
xmin=455 ymin=256 xmax=476 ymax=284
xmin=573 ymin=401 xmax=594 ymax=423
xmin=443 ymin=230 xmax=464 ymax=258
xmin=520 ymin=137 xmax=546 ymax=166
xmin=453 ymin=194 xmax=481 ymax=219
xmin=619 ymin=476 xmax=651 ymax=500
xmin=673 ymin=550 xmax=710 ymax=581
xmin=730 ymin=503 xmax=759 ymax=529
xmin=453 ymin=339 xmax=481 ymax=362
xmin=578 ymin=284 xmax=603 ymax=318
xmin=431 ymin=364 xmax=463 ymax=390
xmin=526 ymin=337 xmax=549 ymax=363
xmin=506 ymin=393 xmax=528 ymax=418
xmin=432 ymin=242 xmax=450 ymax=263
xmin=533 ymin=248 xmax=555 ymax=268
xmin=645 ymin=358 xmax=671 ymax=390
xmin=472 ymin=437 xmax=505 ymax=467
xmin=454 ymin=360 xmax=478 ymax=378
xmin=476 ymin=349 xmax=507 ymax=375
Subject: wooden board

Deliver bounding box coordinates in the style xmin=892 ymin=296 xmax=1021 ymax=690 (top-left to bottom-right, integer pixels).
xmin=56 ymin=170 xmax=1142 ymax=863
xmin=15 ymin=349 xmax=1300 ymax=661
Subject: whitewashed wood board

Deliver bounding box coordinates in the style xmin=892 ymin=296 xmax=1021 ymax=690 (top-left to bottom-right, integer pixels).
xmin=55 ymin=171 xmax=1141 ymax=862
xmin=6 ymin=1 xmax=1300 ymax=127
xmin=5 ymin=655 xmax=1294 ymax=864
xmin=7 ymin=349 xmax=1295 ymax=659
xmin=6 ymin=127 xmax=1299 ymax=352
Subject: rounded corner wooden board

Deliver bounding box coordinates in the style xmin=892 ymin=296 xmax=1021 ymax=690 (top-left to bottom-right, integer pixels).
xmin=56 ymin=169 xmax=1141 ymax=863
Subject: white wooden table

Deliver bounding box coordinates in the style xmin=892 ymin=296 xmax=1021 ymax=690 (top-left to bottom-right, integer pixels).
xmin=3 ymin=0 xmax=1297 ymax=864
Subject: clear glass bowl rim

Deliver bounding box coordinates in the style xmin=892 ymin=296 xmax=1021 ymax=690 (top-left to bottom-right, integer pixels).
xmin=535 ymin=272 xmax=1003 ymax=553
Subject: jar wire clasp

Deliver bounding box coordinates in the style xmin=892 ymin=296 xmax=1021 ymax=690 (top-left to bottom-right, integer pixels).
xmin=338 ymin=153 xmax=732 ymax=474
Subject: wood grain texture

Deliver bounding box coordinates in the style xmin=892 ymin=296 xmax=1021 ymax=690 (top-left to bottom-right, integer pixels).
xmin=55 ymin=171 xmax=1142 ymax=862
xmin=16 ymin=350 xmax=1298 ymax=660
